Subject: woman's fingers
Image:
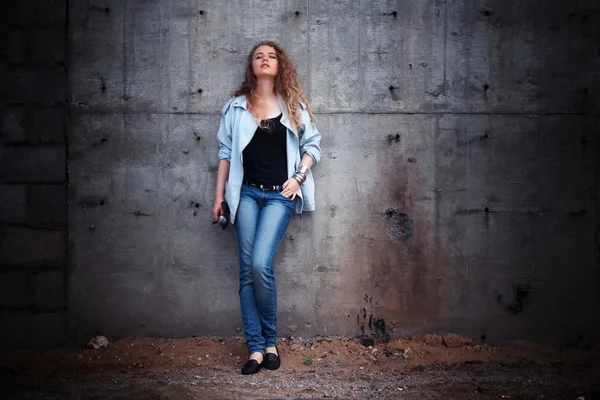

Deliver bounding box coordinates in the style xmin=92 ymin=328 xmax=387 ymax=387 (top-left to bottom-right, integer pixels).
xmin=281 ymin=179 xmax=299 ymax=199
xmin=212 ymin=203 xmax=223 ymax=221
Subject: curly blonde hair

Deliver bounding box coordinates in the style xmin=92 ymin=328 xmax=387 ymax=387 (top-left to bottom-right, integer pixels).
xmin=234 ymin=40 xmax=314 ymax=134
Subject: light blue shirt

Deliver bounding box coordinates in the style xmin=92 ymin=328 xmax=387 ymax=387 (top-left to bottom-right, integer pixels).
xmin=217 ymin=94 xmax=322 ymax=224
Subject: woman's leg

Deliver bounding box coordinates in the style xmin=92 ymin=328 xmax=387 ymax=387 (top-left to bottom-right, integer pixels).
xmin=233 ymin=186 xmax=265 ymax=356
xmin=251 ymin=192 xmax=294 ymax=350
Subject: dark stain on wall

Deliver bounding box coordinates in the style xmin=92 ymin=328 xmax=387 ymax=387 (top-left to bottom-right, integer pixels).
xmin=385 ymin=208 xmax=413 ymax=242
xmin=496 ymin=282 xmax=532 ymax=315
xmin=356 ymin=293 xmax=391 ymax=345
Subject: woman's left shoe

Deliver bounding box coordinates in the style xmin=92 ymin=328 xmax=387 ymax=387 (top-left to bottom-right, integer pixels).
xmin=262 ymin=346 xmax=281 ymax=371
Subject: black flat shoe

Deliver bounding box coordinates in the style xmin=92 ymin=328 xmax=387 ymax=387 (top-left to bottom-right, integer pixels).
xmin=263 ymin=346 xmax=280 ymax=371
xmin=241 ymin=359 xmax=262 ymax=375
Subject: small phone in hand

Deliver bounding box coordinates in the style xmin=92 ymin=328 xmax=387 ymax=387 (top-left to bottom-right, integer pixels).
xmin=212 ymin=201 xmax=230 ymax=230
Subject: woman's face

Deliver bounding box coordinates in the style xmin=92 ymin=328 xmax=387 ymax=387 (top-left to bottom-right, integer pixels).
xmin=252 ymin=45 xmax=278 ymax=79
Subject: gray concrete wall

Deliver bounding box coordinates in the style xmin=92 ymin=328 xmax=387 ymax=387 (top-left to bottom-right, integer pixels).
xmin=67 ymin=0 xmax=600 ymax=347
xmin=0 ymin=0 xmax=68 ymax=349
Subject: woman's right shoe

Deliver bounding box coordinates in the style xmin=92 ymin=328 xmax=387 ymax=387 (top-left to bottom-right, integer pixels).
xmin=241 ymin=359 xmax=262 ymax=375
xmin=262 ymin=346 xmax=281 ymax=371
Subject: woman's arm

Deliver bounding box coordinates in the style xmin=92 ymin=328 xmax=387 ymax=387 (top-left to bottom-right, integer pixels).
xmin=213 ymin=101 xmax=234 ymax=221
xmin=299 ymin=119 xmax=321 ymax=166
xmin=281 ymin=108 xmax=321 ymax=199
xmin=300 ymin=152 xmax=314 ymax=170
xmin=213 ymin=159 xmax=230 ymax=221
xmin=280 ymin=152 xmax=314 ymax=199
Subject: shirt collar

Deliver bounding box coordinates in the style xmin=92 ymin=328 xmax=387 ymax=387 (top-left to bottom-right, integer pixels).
xmin=277 ymin=94 xmax=297 ymax=134
xmin=233 ymin=93 xmax=298 ymax=134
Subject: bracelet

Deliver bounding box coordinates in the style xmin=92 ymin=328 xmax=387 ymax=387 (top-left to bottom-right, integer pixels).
xmin=297 ymin=164 xmax=309 ymax=175
xmin=292 ymin=172 xmax=306 ymax=184
xmin=292 ymin=164 xmax=309 ymax=185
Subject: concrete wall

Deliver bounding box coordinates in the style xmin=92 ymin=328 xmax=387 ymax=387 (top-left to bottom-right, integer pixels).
xmin=0 ymin=0 xmax=68 ymax=349
xmin=66 ymin=0 xmax=600 ymax=347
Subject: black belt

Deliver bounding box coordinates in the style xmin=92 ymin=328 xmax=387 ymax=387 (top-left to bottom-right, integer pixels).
xmin=243 ymin=180 xmax=282 ymax=191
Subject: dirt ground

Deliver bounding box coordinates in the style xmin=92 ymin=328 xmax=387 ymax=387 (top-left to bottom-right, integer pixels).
xmin=1 ymin=333 xmax=599 ymax=399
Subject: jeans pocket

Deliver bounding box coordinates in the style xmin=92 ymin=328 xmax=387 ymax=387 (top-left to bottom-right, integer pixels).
xmin=277 ymin=191 xmax=294 ymax=202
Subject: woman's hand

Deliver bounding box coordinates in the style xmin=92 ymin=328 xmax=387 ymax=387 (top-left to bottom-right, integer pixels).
xmin=212 ymin=198 xmax=224 ymax=222
xmin=280 ymin=179 xmax=300 ymax=200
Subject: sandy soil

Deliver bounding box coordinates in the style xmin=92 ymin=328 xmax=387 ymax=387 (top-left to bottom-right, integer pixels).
xmin=1 ymin=333 xmax=599 ymax=399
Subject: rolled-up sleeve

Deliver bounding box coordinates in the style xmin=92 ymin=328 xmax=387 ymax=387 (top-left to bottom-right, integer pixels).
xmin=299 ymin=110 xmax=322 ymax=165
xmin=216 ymin=109 xmax=232 ymax=162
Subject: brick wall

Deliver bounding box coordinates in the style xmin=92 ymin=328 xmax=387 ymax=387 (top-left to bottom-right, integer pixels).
xmin=0 ymin=1 xmax=67 ymax=349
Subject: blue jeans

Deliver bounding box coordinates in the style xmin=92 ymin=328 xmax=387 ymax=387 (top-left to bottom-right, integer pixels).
xmin=233 ymin=185 xmax=294 ymax=355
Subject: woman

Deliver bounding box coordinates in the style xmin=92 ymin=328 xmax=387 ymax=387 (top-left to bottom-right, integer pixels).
xmin=213 ymin=41 xmax=322 ymax=375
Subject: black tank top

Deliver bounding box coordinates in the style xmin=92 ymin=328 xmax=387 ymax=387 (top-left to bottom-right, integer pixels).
xmin=242 ymin=114 xmax=288 ymax=186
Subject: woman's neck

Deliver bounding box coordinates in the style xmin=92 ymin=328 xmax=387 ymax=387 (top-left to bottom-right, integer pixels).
xmin=255 ymin=78 xmax=276 ymax=99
